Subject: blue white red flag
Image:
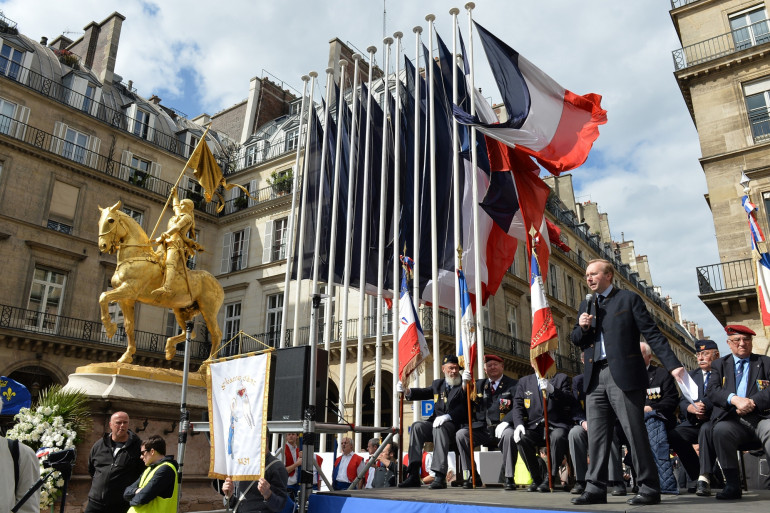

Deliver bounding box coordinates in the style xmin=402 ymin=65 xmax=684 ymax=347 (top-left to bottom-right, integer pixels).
xmin=743 ymin=195 xmax=770 ymax=331
xmin=398 ymin=257 xmax=430 ymax=381
xmin=530 ymin=238 xmax=558 ymax=378
xmin=456 ymin=268 xmax=478 ymax=378
xmin=454 ymin=22 xmax=606 ymax=175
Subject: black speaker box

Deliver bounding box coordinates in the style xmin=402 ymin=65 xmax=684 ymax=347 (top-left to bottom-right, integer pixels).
xmin=268 ymin=346 xmax=328 ymax=422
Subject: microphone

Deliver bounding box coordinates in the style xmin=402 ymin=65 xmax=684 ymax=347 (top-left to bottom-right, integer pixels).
xmin=585 ymin=294 xmax=596 ymax=329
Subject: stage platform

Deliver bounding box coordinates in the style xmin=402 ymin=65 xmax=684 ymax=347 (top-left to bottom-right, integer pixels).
xmin=308 ymin=486 xmax=770 ymax=513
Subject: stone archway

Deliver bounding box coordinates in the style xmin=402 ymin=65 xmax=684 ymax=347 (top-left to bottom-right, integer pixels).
xmin=4 ymin=357 xmax=67 ymax=403
xmin=361 ymin=370 xmax=393 ymax=436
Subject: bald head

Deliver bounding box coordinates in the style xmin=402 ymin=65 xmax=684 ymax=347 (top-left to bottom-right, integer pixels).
xmin=110 ymin=411 xmax=130 ymax=442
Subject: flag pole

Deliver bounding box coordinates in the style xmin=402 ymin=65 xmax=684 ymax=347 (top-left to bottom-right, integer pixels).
xmin=312 ymin=67 xmax=335 ymax=453
xmin=339 ymin=53 xmax=362 ymax=449
xmin=291 ymin=72 xmax=318 ymax=347
xmin=426 ymin=13 xmax=440 ymax=381
xmin=451 ymin=7 xmax=463 ymax=393
xmin=465 ymin=2 xmax=486 ymax=380
xmin=325 ymin=59 xmax=348 ymax=448
xmin=392 ymin=31 xmax=403 ymax=439
xmin=458 ymin=246 xmax=478 ymax=489
xmin=411 ymin=25 xmax=424 ymax=420
xmin=375 ymin=36 xmax=393 ymax=436
xmin=355 ymin=46 xmax=377 ymax=451
xmin=280 ymin=74 xmax=311 ymax=349
xmin=148 ymin=123 xmax=213 ymax=241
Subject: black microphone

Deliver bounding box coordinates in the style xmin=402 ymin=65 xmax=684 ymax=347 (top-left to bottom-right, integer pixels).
xmin=585 ymin=294 xmax=596 ymax=329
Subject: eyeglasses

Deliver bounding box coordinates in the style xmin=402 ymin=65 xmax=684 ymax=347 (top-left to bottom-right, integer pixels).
xmin=141 ymin=449 xmax=151 ymax=455
xmin=728 ymin=336 xmax=752 ymax=344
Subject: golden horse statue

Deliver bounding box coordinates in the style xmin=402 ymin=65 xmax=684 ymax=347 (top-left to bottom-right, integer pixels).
xmin=97 ymin=201 xmax=224 ymax=364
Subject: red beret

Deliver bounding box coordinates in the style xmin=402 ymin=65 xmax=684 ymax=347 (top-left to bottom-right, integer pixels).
xmin=725 ymin=324 xmax=756 ymax=336
xmin=484 ymin=354 xmax=503 ymax=363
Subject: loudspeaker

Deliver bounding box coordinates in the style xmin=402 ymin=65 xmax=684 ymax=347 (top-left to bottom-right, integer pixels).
xmin=268 ymin=346 xmax=328 ymax=422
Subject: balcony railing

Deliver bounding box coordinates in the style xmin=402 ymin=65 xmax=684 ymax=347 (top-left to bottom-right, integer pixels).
xmin=0 ymin=114 xmax=219 ymax=215
xmin=670 ymin=0 xmax=702 ymax=9
xmin=673 ymin=18 xmax=770 ymax=71
xmin=222 ymin=131 xmax=307 ymax=177
xmin=0 ymin=303 xmax=210 ymax=360
xmin=218 ymin=181 xmax=298 ymax=216
xmin=696 ymin=258 xmax=755 ymax=294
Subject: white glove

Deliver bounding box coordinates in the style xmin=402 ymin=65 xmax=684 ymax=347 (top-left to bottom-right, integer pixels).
xmin=433 ymin=414 xmax=451 ymax=428
xmin=513 ymin=424 xmax=526 ymax=444
xmin=538 ymin=377 xmax=554 ymax=395
xmin=396 ymin=381 xmax=404 ymax=393
xmin=462 ymin=369 xmax=472 ymax=383
xmin=495 ymin=421 xmax=509 ymax=438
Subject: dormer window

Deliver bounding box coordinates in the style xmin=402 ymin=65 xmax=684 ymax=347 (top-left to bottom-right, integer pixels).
xmin=0 ymin=43 xmax=23 ymax=80
xmin=133 ymin=108 xmax=151 ymax=139
xmin=82 ymin=84 xmax=96 ymax=113
xmin=284 ymin=128 xmax=299 ymax=152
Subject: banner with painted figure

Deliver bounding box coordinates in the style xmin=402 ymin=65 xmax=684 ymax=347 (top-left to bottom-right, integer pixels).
xmin=208 ymin=353 xmax=270 ymax=480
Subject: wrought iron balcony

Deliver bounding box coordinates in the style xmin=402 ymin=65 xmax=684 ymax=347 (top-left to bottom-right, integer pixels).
xmin=670 ymin=0 xmax=703 ymax=8
xmin=218 ymin=181 xmax=299 ymax=216
xmin=696 ymin=258 xmax=755 ymax=294
xmin=0 ymin=303 xmax=210 ymax=360
xmin=673 ymin=18 xmax=770 ymax=71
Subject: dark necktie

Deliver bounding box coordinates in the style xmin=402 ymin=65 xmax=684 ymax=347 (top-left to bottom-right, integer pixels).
xmin=736 ymin=359 xmax=748 ymax=397
xmin=704 ymin=371 xmax=710 ymax=394
xmin=491 ymin=380 xmax=496 ymax=394
xmin=598 ymin=294 xmax=605 ymax=305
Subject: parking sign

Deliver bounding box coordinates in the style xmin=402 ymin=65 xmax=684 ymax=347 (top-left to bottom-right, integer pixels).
xmin=421 ymin=400 xmax=434 ymax=417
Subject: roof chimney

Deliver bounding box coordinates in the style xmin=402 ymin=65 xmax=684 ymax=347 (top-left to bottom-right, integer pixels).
xmin=40 ymin=36 xmax=48 ymax=46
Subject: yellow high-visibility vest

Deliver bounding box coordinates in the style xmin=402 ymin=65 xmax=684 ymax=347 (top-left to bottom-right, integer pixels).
xmin=127 ymin=461 xmax=178 ymax=513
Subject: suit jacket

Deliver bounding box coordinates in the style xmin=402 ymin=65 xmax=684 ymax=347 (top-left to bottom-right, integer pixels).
xmin=407 ymin=378 xmax=468 ymax=426
xmin=645 ymin=365 xmax=679 ymax=429
xmin=706 ymin=353 xmax=770 ymax=423
xmin=505 ymin=373 xmax=578 ymax=430
xmin=572 ymin=373 xmax=586 ymax=422
xmin=678 ymin=367 xmax=713 ymax=428
xmin=470 ymin=374 xmax=518 ymax=428
xmin=570 ymin=288 xmax=681 ymax=392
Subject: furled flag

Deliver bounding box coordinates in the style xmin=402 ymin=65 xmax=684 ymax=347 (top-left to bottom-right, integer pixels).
xmin=397 ymin=256 xmax=430 ymax=381
xmin=0 ymin=376 xmax=31 ymax=415
xmin=187 ymin=134 xmax=250 ymax=213
xmin=743 ymin=195 xmax=770 ymax=332
xmin=457 ymin=267 xmax=478 ymax=394
xmin=453 ymin=22 xmax=607 ymax=175
xmin=529 ymin=233 xmax=559 ymax=378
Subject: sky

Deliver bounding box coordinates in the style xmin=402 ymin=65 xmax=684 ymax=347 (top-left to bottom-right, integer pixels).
xmin=2 ymin=0 xmax=731 ymax=354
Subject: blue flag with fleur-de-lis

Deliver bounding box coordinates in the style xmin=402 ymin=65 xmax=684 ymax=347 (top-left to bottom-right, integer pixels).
xmin=0 ymin=376 xmax=31 ymax=415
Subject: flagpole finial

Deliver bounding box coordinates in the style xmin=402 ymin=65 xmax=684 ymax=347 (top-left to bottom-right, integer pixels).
xmin=367 ymin=46 xmax=377 ymax=54
xmin=465 ymin=2 xmax=476 ymax=10
xmin=352 ymin=53 xmax=362 ymax=62
xmin=383 ymin=36 xmax=394 ymax=45
xmin=308 ymin=71 xmax=318 ymax=78
xmin=413 ymin=26 xmax=423 ymax=34
xmin=450 ymin=7 xmax=460 ymax=15
xmin=301 ymin=75 xmax=310 ymax=82
xmin=339 ymin=59 xmax=349 ymax=68
xmin=393 ymin=31 xmax=403 ymax=40
xmin=425 ymin=13 xmax=436 ymax=22
xmin=326 ymin=67 xmax=334 ymax=75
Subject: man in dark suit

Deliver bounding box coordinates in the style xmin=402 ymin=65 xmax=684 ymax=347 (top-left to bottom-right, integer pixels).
xmin=497 ymin=367 xmax=578 ymax=492
xmin=455 ymin=354 xmax=518 ymax=489
xmin=667 ymin=339 xmax=718 ymax=495
xmin=701 ymin=324 xmax=770 ymax=500
xmin=398 ymin=354 xmax=468 ymax=489
xmin=570 ymin=259 xmax=684 ymax=506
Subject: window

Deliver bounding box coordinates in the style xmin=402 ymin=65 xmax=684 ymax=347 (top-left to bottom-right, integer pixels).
xmin=0 ymin=97 xmax=16 ymax=134
xmin=26 ymin=268 xmax=66 ymax=332
xmin=731 ymin=6 xmax=770 ymax=51
xmin=121 ymin=205 xmax=144 ymax=228
xmin=506 ymin=304 xmax=518 ymax=339
xmin=82 ymin=84 xmax=96 ymax=114
xmin=367 ymin=295 xmax=393 ymax=335
xmin=272 ymin=217 xmax=288 ymax=261
xmin=284 ymin=128 xmax=299 ymax=152
xmin=223 ymin=302 xmax=242 ymax=356
xmin=567 ymin=276 xmax=576 ymax=307
xmin=745 ymin=77 xmax=770 ymax=141
xmin=0 ymin=43 xmax=23 ymax=80
xmin=129 ymin=156 xmax=151 ymax=186
xmin=187 ymin=135 xmax=199 ymax=158
xmin=62 ymin=127 xmax=89 ymax=164
xmin=47 ymin=180 xmax=79 ymax=234
xmin=549 ymin=264 xmax=558 ymax=299
xmin=165 ymin=310 xmax=181 ymax=338
xmin=265 ymin=293 xmax=283 ymax=347
xmin=133 ymin=108 xmax=151 ymax=139
xmin=221 ymin=228 xmax=250 ymax=273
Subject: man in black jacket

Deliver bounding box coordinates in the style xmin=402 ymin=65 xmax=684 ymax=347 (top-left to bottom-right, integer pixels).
xmin=398 ymin=354 xmax=468 ymax=489
xmin=455 ymin=354 xmax=518 ymax=488
xmin=220 ymin=452 xmax=289 ymax=513
xmin=123 ymin=435 xmax=179 ymax=511
xmin=570 ymin=259 xmax=684 ymax=506
xmin=86 ymin=411 xmax=145 ymax=513
xmin=701 ymin=324 xmax=770 ymax=500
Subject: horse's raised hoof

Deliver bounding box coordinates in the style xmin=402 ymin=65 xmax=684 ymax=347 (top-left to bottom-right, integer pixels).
xmin=165 ymin=344 xmax=177 ymax=360
xmin=117 ymin=351 xmax=134 ymax=364
xmin=103 ymin=321 xmax=117 ymax=339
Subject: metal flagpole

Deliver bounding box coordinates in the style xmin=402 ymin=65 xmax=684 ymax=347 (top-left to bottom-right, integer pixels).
xmin=450 ymin=6 xmax=463 ymax=387
xmin=375 ymin=37 xmax=393 ymax=435
xmin=392 ymin=31 xmax=403 ymax=441
xmin=426 ymin=13 xmax=440 ymax=380
xmin=175 ymin=321 xmax=193 ymax=510
xmin=339 ymin=53 xmax=362 ymax=449
xmin=326 ymin=59 xmax=348 ymax=447
xmin=355 ymin=46 xmax=376 ymax=451
xmin=312 ymin=67 xmax=335 ymax=453
xmin=466 ymin=2 xmax=486 ymax=380
xmin=291 ymin=73 xmax=318 ymax=347
xmin=280 ymin=74 xmax=310 ymax=349
xmin=411 ymin=25 xmax=424 ymax=418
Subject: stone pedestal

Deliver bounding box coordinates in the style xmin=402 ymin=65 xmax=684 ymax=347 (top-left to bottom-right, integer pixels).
xmin=60 ymin=363 xmax=220 ymax=512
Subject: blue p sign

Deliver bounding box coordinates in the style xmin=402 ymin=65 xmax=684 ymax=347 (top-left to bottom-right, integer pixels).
xmin=421 ymin=400 xmax=434 ymax=417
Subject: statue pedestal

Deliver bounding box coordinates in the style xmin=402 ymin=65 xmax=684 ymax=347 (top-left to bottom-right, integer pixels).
xmin=61 ymin=363 xmax=219 ymax=512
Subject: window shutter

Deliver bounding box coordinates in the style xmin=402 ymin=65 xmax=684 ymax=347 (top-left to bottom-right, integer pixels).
xmin=119 ymin=150 xmax=133 ymax=182
xmin=149 ymin=162 xmax=161 ymax=192
xmin=50 ymin=121 xmax=65 ymax=154
xmin=221 ymin=232 xmax=232 ymax=274
xmin=248 ymin=179 xmax=257 ymax=207
xmin=88 ymin=136 xmax=101 ymax=168
xmin=146 ymin=112 xmax=156 ymax=142
xmin=262 ymin=221 xmax=273 ymax=263
xmin=14 ymin=105 xmax=29 ymax=139
xmin=241 ymin=227 xmax=250 ymax=268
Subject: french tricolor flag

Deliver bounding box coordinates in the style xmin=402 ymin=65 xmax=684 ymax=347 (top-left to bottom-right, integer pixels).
xmin=454 ymin=22 xmax=607 ymax=175
xmin=743 ymin=195 xmax=770 ymax=330
xmin=530 ymin=241 xmax=558 ymax=379
xmin=397 ymin=258 xmax=430 ymax=381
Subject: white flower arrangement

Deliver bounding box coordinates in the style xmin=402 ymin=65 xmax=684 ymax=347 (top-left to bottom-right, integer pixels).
xmin=6 ymin=386 xmax=88 ymax=510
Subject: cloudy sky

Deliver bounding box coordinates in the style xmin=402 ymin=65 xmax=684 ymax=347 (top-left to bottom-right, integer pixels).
xmin=3 ymin=0 xmax=730 ymax=352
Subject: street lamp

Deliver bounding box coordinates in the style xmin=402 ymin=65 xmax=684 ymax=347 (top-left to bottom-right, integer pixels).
xmin=740 ymin=170 xmax=751 ymax=193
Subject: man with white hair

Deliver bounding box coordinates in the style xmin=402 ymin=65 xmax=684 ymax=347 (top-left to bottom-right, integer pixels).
xmin=1 ymin=400 xmax=41 ymax=513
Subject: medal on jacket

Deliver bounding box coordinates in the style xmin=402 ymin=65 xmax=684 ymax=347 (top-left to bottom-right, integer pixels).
xmin=434 ymin=394 xmax=439 ymax=403
xmin=757 ymin=379 xmax=769 ymax=391
xmin=524 ymin=390 xmax=532 ymax=409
